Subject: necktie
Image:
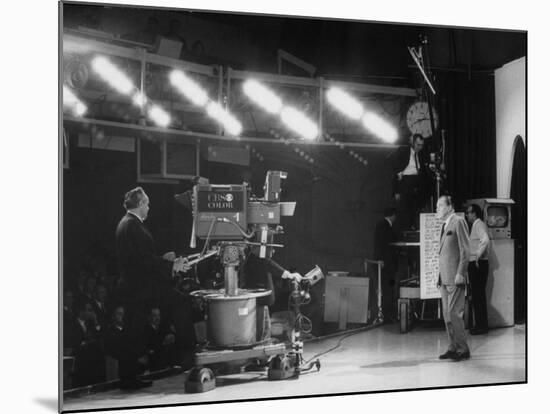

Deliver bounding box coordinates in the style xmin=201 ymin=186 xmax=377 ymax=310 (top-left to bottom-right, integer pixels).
xmin=440 ymin=223 xmax=446 ymax=239
xmin=415 ymin=153 xmax=419 ymax=171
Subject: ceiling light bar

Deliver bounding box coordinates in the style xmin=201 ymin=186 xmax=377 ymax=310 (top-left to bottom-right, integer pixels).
xmin=362 ymin=112 xmax=398 ymax=143
xmin=206 ymin=102 xmax=243 ymax=136
xmin=63 ymin=85 xmax=88 ymax=117
xmin=242 ymin=79 xmax=283 ymax=114
xmin=280 ymin=106 xmax=319 ymax=141
xmin=147 ymin=104 xmax=171 ymax=128
xmin=91 ymin=56 xmax=134 ymax=95
xmin=326 ymin=87 xmax=364 ymax=120
xmin=169 ymin=70 xmax=209 ymax=107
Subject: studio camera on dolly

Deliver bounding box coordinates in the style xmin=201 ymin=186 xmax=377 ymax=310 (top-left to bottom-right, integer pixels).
xmin=175 ymin=171 xmax=323 ymax=393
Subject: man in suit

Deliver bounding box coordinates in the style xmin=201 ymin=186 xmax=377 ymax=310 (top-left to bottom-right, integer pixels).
xmin=466 ymin=203 xmax=491 ymax=335
xmin=374 ymin=207 xmax=398 ymax=322
xmin=115 ymin=186 xmax=190 ymax=389
xmin=436 ymin=195 xmax=471 ymax=361
xmin=392 ymin=134 xmax=430 ymax=231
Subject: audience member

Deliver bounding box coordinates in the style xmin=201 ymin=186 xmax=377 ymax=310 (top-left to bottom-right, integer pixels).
xmin=71 ymin=301 xmax=105 ymax=386
xmin=104 ymin=306 xmax=150 ymax=390
xmin=143 ymin=307 xmax=178 ymax=371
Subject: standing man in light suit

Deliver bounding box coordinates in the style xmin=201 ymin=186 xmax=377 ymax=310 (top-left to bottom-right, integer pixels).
xmin=436 ymin=195 xmax=471 ymax=361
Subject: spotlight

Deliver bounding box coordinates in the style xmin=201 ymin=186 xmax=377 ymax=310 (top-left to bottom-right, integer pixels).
xmin=169 ymin=70 xmax=209 ymax=107
xmin=362 ymin=112 xmax=398 ymax=143
xmin=206 ymin=102 xmax=243 ymax=136
xmin=148 ymin=104 xmax=171 ymax=128
xmin=91 ymin=56 xmax=134 ymax=95
xmin=74 ymin=102 xmax=88 ymax=117
xmin=132 ymin=91 xmax=147 ymax=107
xmin=242 ymin=79 xmax=283 ymax=114
xmin=280 ymin=106 xmax=318 ymax=140
xmin=326 ymin=87 xmax=364 ymax=120
xmin=63 ymin=85 xmax=87 ymax=117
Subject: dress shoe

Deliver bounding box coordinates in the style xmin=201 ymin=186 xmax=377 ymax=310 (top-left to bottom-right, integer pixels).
xmin=439 ymin=350 xmax=458 ymax=360
xmin=451 ymin=351 xmax=471 ymax=361
xmin=119 ymin=378 xmax=153 ymax=390
xmin=469 ymin=328 xmax=488 ymax=335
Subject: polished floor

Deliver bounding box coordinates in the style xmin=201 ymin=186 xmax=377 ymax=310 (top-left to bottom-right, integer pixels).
xmin=63 ymin=323 xmax=526 ymax=412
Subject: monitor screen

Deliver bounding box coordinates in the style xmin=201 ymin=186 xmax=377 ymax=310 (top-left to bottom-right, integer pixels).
xmin=486 ymin=205 xmax=509 ymax=228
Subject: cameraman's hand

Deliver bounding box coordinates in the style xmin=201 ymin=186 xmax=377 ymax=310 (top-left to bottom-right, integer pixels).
xmin=173 ymin=257 xmax=191 ymax=274
xmin=163 ymin=251 xmax=176 ymax=261
xmin=282 ymin=270 xmax=303 ymax=282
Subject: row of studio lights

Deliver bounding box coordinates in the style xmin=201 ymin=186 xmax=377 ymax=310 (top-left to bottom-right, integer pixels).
xmin=62 ymin=55 xmax=398 ymax=145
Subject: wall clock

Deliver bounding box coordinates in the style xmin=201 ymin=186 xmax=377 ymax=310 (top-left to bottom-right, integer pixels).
xmin=406 ymin=101 xmax=438 ymax=138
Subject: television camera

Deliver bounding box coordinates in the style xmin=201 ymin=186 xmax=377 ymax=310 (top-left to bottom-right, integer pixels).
xmin=175 ymin=171 xmax=323 ymax=392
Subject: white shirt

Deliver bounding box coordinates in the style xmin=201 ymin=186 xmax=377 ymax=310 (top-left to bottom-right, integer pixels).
xmin=401 ymin=148 xmax=420 ymax=176
xmin=443 ymin=212 xmax=454 ymax=231
xmin=469 ymin=218 xmax=490 ymax=261
xmin=385 ymin=217 xmax=393 ymax=227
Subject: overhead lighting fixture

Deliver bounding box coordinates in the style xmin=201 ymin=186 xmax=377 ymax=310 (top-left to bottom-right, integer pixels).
xmin=91 ymin=56 xmax=134 ymax=95
xmin=132 ymin=91 xmax=147 ymax=107
xmin=326 ymin=87 xmax=364 ymax=120
xmin=280 ymin=106 xmax=318 ymax=140
xmin=362 ymin=112 xmax=398 ymax=143
xmin=63 ymin=85 xmax=87 ymax=117
xmin=206 ymin=102 xmax=243 ymax=136
xmin=148 ymin=104 xmax=171 ymax=128
xmin=242 ymin=79 xmax=283 ymax=114
xmin=169 ymin=70 xmax=209 ymax=107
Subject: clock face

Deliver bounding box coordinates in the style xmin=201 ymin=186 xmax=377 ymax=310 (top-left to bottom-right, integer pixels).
xmin=406 ymin=101 xmax=438 ymax=138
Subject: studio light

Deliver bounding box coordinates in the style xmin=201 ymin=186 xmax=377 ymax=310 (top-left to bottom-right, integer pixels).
xmin=169 ymin=70 xmax=209 ymax=107
xmin=148 ymin=104 xmax=171 ymax=128
xmin=280 ymin=106 xmax=319 ymax=141
xmin=362 ymin=112 xmax=398 ymax=143
xmin=242 ymin=79 xmax=283 ymax=114
xmin=326 ymin=87 xmax=364 ymax=120
xmin=206 ymin=102 xmax=243 ymax=136
xmin=132 ymin=91 xmax=147 ymax=107
xmin=91 ymin=56 xmax=134 ymax=95
xmin=63 ymin=85 xmax=87 ymax=116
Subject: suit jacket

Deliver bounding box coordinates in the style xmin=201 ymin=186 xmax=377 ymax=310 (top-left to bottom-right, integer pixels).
xmin=115 ymin=213 xmax=173 ymax=301
xmin=374 ymin=218 xmax=397 ymax=272
xmin=439 ymin=214 xmax=470 ymax=285
xmin=391 ymin=146 xmax=429 ymax=195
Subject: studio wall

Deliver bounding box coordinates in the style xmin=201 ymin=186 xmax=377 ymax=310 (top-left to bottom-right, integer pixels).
xmin=495 ymin=57 xmax=526 ymax=198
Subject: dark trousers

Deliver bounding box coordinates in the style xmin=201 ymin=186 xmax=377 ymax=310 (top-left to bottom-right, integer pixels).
xmin=396 ymin=175 xmax=422 ymax=231
xmin=382 ymin=268 xmax=397 ymax=320
xmin=468 ymin=260 xmax=489 ymax=330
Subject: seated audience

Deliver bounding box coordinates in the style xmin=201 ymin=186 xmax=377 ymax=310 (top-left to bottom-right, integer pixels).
xmin=143 ymin=307 xmax=179 ymax=371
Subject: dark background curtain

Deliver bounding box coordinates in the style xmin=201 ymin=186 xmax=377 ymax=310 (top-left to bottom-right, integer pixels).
xmin=437 ymin=71 xmax=497 ymax=208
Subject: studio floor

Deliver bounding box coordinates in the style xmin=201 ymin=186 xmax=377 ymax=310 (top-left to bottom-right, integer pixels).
xmin=63 ymin=323 xmax=526 ymax=412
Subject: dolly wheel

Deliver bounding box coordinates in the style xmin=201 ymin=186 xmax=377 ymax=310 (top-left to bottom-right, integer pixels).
xmin=185 ymin=367 xmax=216 ymax=393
